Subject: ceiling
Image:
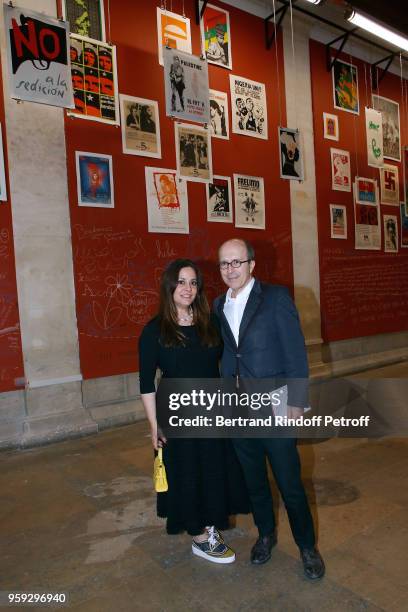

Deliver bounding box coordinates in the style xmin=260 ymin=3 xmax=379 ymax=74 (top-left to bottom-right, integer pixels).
xmin=346 ymin=0 xmax=408 ymax=37
xmin=277 ymin=0 xmax=408 ymax=58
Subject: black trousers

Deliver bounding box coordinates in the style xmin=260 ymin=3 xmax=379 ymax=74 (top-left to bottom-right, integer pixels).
xmin=232 ymin=438 xmax=315 ymax=549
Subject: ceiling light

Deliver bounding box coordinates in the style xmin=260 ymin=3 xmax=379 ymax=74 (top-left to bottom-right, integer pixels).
xmin=303 ymin=0 xmax=324 ymax=5
xmin=346 ymin=9 xmax=408 ymax=53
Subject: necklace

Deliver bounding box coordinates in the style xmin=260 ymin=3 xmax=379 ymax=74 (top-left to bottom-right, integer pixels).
xmin=177 ymin=306 xmax=193 ymax=323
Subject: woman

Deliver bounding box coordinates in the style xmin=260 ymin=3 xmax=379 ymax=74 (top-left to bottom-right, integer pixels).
xmin=139 ymin=259 xmax=249 ymax=564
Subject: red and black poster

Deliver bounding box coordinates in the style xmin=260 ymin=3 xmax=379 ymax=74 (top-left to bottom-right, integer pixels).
xmin=69 ymin=34 xmax=119 ymax=125
xmin=3 ymin=4 xmax=74 ymax=108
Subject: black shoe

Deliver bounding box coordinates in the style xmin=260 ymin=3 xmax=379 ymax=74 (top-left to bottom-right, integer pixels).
xmin=250 ymin=533 xmax=277 ymax=565
xmin=300 ymin=547 xmax=325 ymax=580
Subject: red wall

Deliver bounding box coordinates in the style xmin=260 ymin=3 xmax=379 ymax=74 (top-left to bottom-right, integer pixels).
xmin=0 ymin=57 xmax=25 ymax=392
xmin=64 ymin=1 xmax=293 ymax=379
xmin=310 ymin=39 xmax=408 ymax=343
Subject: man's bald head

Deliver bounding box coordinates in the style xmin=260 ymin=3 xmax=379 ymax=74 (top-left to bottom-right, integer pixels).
xmin=219 ymin=239 xmax=255 ymax=261
xmin=218 ymin=239 xmax=255 ymax=296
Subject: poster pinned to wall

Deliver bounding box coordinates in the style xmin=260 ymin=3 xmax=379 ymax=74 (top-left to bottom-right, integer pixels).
xmin=119 ymin=95 xmax=161 ymax=158
xmin=233 ymin=174 xmax=265 ymax=230
xmin=365 ymin=107 xmax=383 ymax=167
xmin=3 ymin=5 xmax=74 ymax=109
xmin=63 ymin=0 xmax=105 ymax=41
xmin=145 ymin=167 xmax=189 ymax=234
xmin=230 ymin=75 xmax=267 ymax=139
xmin=0 ymin=125 xmax=7 ymax=202
xmin=323 ymin=112 xmax=339 ymax=141
xmin=206 ymin=176 xmax=233 ymax=223
xmin=400 ymin=203 xmax=408 ymax=247
xmin=175 ymin=123 xmax=212 ymax=183
xmin=163 ymin=48 xmax=209 ymax=124
xmin=380 ymin=164 xmax=399 ymax=206
xmin=279 ymin=127 xmax=304 ymax=180
xmin=403 ymin=147 xmax=408 ymax=214
xmin=75 ymin=151 xmax=114 ymax=208
xmin=200 ymin=2 xmax=232 ymax=70
xmin=69 ymin=34 xmax=119 ymax=124
xmin=372 ymin=94 xmax=401 ymax=162
xmin=383 ymin=214 xmax=398 ymax=253
xmin=209 ymin=90 xmax=229 ymax=139
xmin=330 ymin=148 xmax=351 ymax=192
xmin=354 ymin=183 xmax=381 ymax=250
xmin=156 ymin=7 xmax=192 ymax=67
xmin=355 ymin=177 xmax=378 ymax=205
xmin=329 ymin=204 xmax=347 ymax=239
xmin=332 ymin=58 xmax=359 ymax=115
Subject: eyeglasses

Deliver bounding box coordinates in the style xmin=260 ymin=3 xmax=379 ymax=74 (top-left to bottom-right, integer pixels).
xmin=219 ymin=259 xmax=251 ymax=270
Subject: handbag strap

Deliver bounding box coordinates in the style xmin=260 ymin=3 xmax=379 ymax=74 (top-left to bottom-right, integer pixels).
xmin=157 ymin=447 xmax=163 ymax=462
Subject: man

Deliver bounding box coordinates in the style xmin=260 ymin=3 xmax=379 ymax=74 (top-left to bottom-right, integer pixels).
xmin=206 ymin=24 xmax=228 ymax=66
xmin=214 ymin=238 xmax=325 ymax=580
xmin=169 ymin=55 xmax=185 ymax=112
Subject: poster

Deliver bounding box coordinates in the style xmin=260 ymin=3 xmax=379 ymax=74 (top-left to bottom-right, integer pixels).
xmin=69 ymin=34 xmax=119 ymax=124
xmin=323 ymin=113 xmax=339 ymax=141
xmin=400 ymin=203 xmax=408 ymax=247
xmin=354 ymin=183 xmax=381 ymax=250
xmin=0 ymin=125 xmax=7 ymax=202
xmin=279 ymin=127 xmax=304 ymax=180
xmin=163 ymin=48 xmax=209 ymax=124
xmin=3 ymin=5 xmax=74 ymax=109
xmin=157 ymin=8 xmax=192 ymax=67
xmin=145 ymin=166 xmax=189 ymax=234
xmin=119 ymin=95 xmax=161 ymax=158
xmin=200 ymin=3 xmax=232 ymax=70
xmin=372 ymin=94 xmax=400 ymax=162
xmin=404 ymin=147 xmax=408 ymax=214
xmin=230 ymin=75 xmax=267 ymax=139
xmin=76 ymin=151 xmax=114 ymax=207
xmin=62 ymin=0 xmax=105 ymax=41
xmin=380 ymin=164 xmax=399 ymax=206
xmin=206 ymin=176 xmax=233 ymax=223
xmin=332 ymin=58 xmax=359 ymax=115
xmin=175 ymin=123 xmax=212 ymax=183
xmin=209 ymin=90 xmax=229 ymax=139
xmin=355 ymin=177 xmax=377 ymax=205
xmin=365 ymin=107 xmax=383 ymax=167
xmin=331 ymin=148 xmax=351 ymax=192
xmin=383 ymin=214 xmax=398 ymax=253
xmin=233 ymin=174 xmax=265 ymax=230
xmin=330 ymin=204 xmax=347 ymax=239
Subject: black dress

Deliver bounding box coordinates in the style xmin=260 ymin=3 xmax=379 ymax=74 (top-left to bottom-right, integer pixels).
xmin=139 ymin=317 xmax=250 ymax=536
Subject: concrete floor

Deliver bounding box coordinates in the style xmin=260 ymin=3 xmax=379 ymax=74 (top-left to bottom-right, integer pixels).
xmin=1 ymin=363 xmax=408 ymax=611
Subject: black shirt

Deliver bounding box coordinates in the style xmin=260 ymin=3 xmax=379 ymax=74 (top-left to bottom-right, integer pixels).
xmin=138 ymin=317 xmax=222 ymax=394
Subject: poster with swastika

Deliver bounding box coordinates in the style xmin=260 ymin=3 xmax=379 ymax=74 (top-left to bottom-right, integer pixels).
xmin=380 ymin=163 xmax=399 ymax=206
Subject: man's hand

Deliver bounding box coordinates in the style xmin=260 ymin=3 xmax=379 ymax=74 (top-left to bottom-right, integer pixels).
xmin=287 ymin=405 xmax=304 ymax=419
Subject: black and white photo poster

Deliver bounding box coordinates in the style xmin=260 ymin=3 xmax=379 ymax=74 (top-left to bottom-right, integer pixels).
xmin=175 ymin=123 xmax=212 ymax=183
xmin=206 ymin=176 xmax=232 ymax=223
xmin=163 ymin=48 xmax=209 ymax=124
xmin=209 ymin=90 xmax=229 ymax=139
xmin=279 ymin=127 xmax=304 ymax=180
xmin=119 ymin=94 xmax=161 ymax=158
xmin=229 ymin=75 xmax=267 ymax=139
xmin=233 ymin=174 xmax=265 ymax=229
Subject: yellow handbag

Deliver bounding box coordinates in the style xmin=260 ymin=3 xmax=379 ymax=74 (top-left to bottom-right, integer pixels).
xmin=153 ymin=447 xmax=168 ymax=492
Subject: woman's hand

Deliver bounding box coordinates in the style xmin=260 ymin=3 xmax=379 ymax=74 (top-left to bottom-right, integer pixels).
xmin=151 ymin=423 xmax=167 ymax=450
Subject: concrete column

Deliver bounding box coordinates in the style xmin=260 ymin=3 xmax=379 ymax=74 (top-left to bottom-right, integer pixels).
xmin=0 ymin=0 xmax=96 ymax=445
xmin=282 ymin=15 xmax=326 ymax=373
